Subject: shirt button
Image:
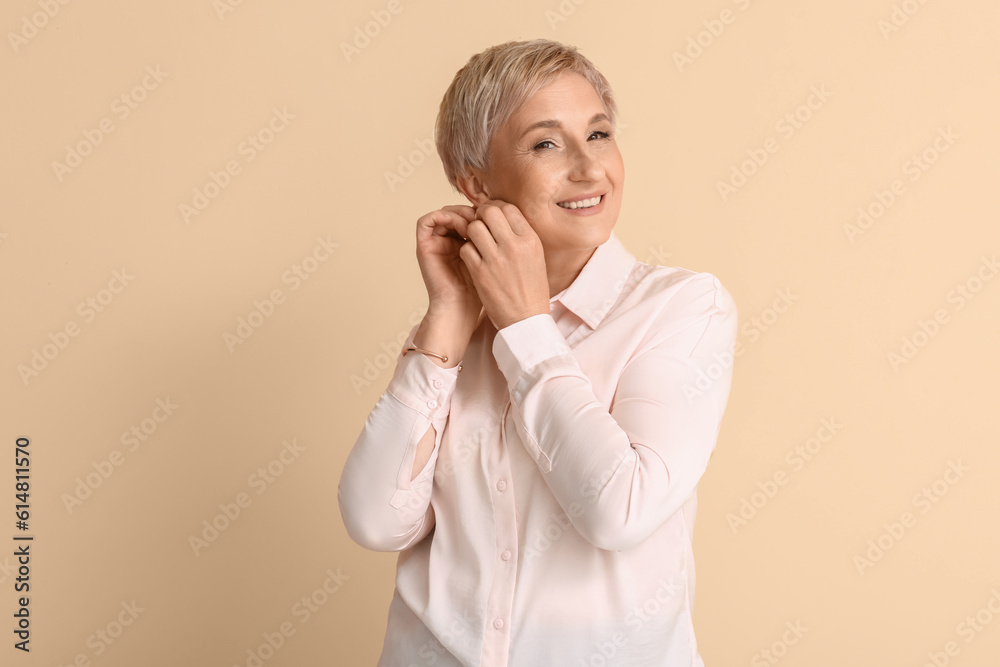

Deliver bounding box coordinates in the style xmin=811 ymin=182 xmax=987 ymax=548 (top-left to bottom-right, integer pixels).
xmin=496 ymin=479 xmax=506 ymax=492
xmin=432 ymin=378 xmax=443 ymax=389
xmin=493 ymin=617 xmax=504 ymax=630
xmin=501 ymin=549 xmax=511 ymax=561
xmin=426 ymin=399 xmax=438 ymax=409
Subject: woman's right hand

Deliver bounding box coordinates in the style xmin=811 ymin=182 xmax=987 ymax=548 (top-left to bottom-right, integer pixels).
xmin=416 ymin=205 xmax=483 ymax=328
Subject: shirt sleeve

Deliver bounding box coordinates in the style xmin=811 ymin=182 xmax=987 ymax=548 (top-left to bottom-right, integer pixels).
xmin=492 ymin=273 xmax=738 ymax=552
xmin=337 ymin=322 xmax=460 ymax=552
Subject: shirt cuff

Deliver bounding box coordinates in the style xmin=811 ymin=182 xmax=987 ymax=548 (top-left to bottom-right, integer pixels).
xmin=492 ymin=314 xmax=571 ymax=390
xmin=385 ymin=323 xmax=460 ymax=420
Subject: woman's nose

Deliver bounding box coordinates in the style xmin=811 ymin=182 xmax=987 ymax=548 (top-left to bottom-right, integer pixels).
xmin=567 ymin=144 xmax=604 ymax=181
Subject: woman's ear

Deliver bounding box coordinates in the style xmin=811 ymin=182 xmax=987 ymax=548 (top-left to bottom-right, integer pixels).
xmin=456 ymin=169 xmax=492 ymax=206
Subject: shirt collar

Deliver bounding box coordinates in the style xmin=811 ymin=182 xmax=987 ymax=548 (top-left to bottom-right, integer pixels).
xmin=550 ymin=231 xmax=636 ymax=330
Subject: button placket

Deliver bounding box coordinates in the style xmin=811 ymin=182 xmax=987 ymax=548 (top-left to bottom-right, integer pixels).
xmin=482 ymin=397 xmax=517 ymax=664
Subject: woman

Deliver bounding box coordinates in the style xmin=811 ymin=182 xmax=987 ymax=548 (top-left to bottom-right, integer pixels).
xmin=339 ymin=39 xmax=738 ymax=666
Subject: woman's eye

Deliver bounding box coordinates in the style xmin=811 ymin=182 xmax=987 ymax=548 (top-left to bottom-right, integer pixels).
xmin=533 ymin=131 xmax=610 ymax=151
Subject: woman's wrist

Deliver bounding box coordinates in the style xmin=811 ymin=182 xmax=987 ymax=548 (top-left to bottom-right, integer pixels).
xmin=412 ymin=310 xmax=475 ymax=369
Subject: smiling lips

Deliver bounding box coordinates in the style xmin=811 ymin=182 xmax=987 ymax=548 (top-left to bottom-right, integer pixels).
xmin=557 ymin=194 xmax=604 ymax=209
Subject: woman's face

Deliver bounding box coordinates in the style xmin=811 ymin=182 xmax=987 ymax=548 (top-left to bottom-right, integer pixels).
xmin=472 ymin=71 xmax=624 ymax=253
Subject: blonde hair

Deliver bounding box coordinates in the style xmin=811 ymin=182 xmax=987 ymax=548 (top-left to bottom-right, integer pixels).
xmin=434 ymin=39 xmax=618 ymax=191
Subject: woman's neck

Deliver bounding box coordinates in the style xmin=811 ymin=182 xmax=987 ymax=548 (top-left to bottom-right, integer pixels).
xmin=544 ymin=245 xmax=599 ymax=298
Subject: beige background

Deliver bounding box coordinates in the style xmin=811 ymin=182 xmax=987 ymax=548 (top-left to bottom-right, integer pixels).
xmin=2 ymin=0 xmax=999 ymax=665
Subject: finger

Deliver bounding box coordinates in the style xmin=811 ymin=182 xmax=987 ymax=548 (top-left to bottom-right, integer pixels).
xmin=440 ymin=204 xmax=476 ymax=241
xmin=418 ymin=209 xmax=466 ymax=230
xmin=472 ymin=201 xmax=513 ymax=246
xmin=458 ymin=233 xmax=482 ymax=264
xmin=432 ymin=221 xmax=465 ymax=240
xmin=442 ymin=209 xmax=476 ymax=239
xmin=435 ymin=206 xmax=477 ymax=239
xmin=440 ymin=204 xmax=477 ymax=222
xmin=418 ymin=209 xmax=471 ymax=240
xmin=496 ymin=201 xmax=533 ymax=236
xmin=464 ymin=217 xmax=496 ymax=257
xmin=476 ymin=200 xmax=529 ymax=240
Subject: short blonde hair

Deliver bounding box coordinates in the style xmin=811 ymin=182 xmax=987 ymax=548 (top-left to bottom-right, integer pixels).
xmin=434 ymin=39 xmax=618 ymax=191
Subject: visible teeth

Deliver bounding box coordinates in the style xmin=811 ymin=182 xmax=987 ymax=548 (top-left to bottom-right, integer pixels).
xmin=557 ymin=195 xmax=601 ymax=209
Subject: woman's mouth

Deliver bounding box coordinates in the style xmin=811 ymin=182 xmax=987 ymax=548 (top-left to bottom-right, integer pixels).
xmin=557 ymin=194 xmax=604 ymax=209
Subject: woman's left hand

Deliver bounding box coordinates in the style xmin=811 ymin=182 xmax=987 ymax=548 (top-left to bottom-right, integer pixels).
xmin=458 ymin=200 xmax=551 ymax=330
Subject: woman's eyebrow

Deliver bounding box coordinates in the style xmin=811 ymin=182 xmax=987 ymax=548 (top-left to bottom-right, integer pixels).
xmin=518 ymin=112 xmax=610 ymax=139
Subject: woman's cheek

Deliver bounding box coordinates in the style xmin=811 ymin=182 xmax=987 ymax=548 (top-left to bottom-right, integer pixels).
xmin=530 ymin=191 xmax=558 ymax=222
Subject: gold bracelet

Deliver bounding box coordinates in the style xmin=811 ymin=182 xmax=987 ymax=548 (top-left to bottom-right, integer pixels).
xmin=403 ymin=346 xmax=462 ymax=372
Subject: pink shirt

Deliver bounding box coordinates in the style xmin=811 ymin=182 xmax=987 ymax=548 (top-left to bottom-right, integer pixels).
xmin=339 ymin=231 xmax=738 ymax=666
